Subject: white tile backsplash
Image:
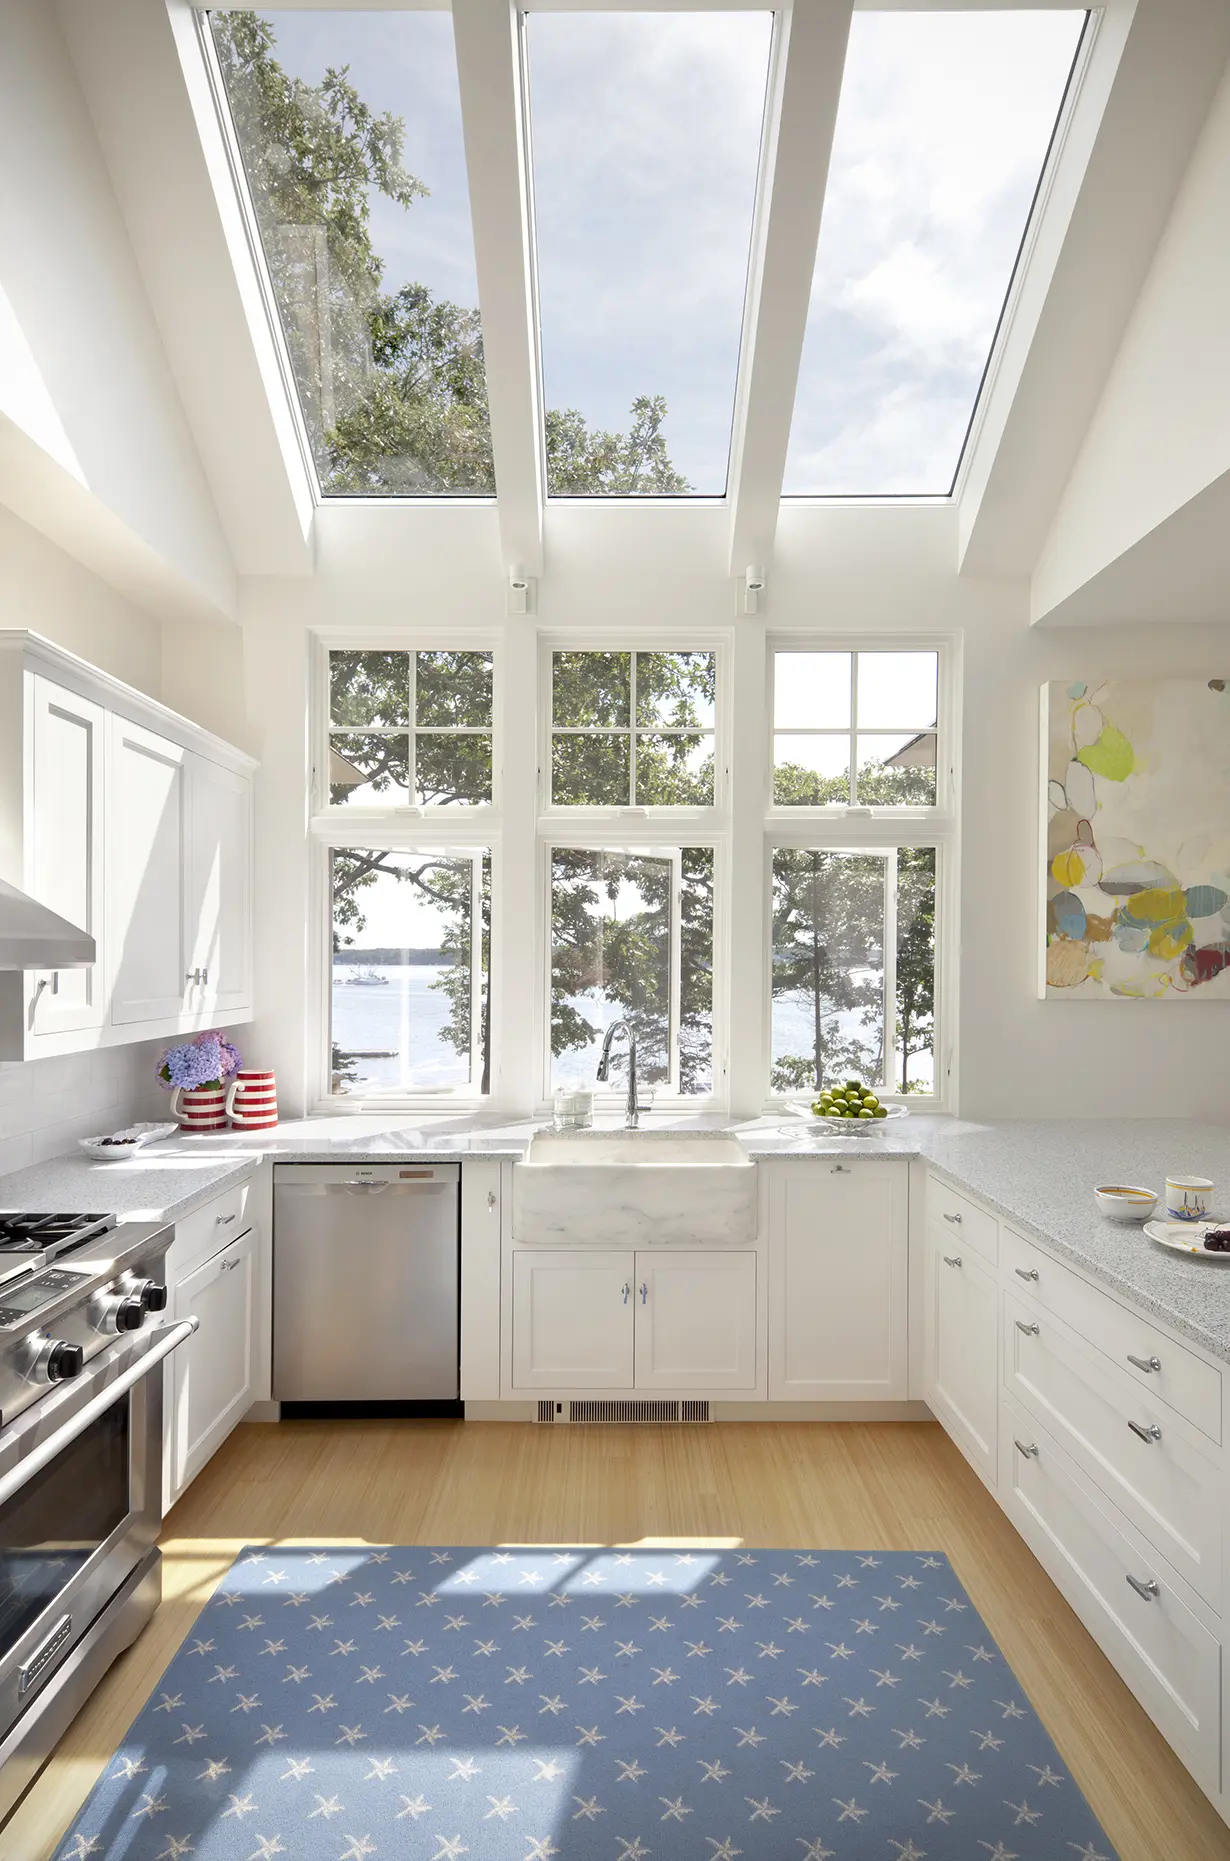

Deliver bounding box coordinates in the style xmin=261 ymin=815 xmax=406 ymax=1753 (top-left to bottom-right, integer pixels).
xmin=0 ymin=1040 xmax=169 ymax=1175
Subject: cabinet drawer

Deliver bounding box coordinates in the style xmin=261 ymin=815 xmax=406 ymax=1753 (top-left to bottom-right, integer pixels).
xmin=1004 ymin=1292 xmax=1221 ymax=1609
xmin=168 ymin=1179 xmax=252 ymax=1281
xmin=1002 ymin=1395 xmax=1221 ymax=1793
xmin=927 ymin=1174 xmax=997 ymax=1264
xmin=1002 ymin=1226 xmax=1221 ymax=1445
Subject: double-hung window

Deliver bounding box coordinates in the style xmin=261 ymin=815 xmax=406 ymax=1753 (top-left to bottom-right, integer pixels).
xmin=318 ymin=644 xmax=495 ymax=1104
xmin=768 ymin=645 xmax=950 ymax=1103
xmin=543 ymin=645 xmax=723 ymax=1103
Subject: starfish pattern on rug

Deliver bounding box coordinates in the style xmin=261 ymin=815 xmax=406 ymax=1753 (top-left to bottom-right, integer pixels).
xmin=52 ymin=1547 xmax=1119 ymax=1860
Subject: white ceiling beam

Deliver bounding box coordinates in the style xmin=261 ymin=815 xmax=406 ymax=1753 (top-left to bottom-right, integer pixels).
xmin=452 ymin=0 xmax=542 ymax=578
xmin=958 ymin=0 xmax=1230 ymax=578
xmin=726 ymin=0 xmax=854 ymax=582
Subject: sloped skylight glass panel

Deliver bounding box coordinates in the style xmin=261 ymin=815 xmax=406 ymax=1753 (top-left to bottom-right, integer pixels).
xmin=525 ymin=11 xmax=773 ymax=496
xmin=210 ymin=9 xmax=494 ymax=496
xmin=783 ymin=9 xmax=1087 ymax=497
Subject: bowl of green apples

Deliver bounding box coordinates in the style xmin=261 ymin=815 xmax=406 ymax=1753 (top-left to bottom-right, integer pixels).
xmin=783 ymin=1081 xmax=908 ymax=1136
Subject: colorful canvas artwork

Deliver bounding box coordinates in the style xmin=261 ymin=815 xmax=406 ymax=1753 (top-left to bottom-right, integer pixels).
xmin=1042 ymin=678 xmax=1230 ymax=999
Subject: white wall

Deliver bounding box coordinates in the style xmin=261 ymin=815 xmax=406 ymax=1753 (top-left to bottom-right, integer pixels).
xmin=0 ymin=505 xmax=162 ymax=700
xmin=0 ymin=0 xmax=236 ymax=627
xmin=239 ymin=501 xmax=1230 ymax=1126
xmin=0 ymin=1042 xmax=169 ymax=1177
xmin=1033 ymin=55 xmax=1230 ymax=623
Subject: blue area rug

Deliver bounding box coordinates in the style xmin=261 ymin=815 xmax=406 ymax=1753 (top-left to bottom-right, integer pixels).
xmin=56 ymin=1545 xmax=1119 ymax=1860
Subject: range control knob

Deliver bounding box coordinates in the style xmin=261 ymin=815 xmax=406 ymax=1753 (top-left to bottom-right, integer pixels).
xmin=136 ymin=1280 xmax=168 ymax=1313
xmin=46 ymin=1341 xmax=84 ymax=1382
xmin=115 ymin=1297 xmax=145 ymax=1333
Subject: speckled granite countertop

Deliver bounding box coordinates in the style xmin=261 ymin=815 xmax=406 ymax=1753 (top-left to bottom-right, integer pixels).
xmin=1 ymin=1113 xmax=1226 ymax=1364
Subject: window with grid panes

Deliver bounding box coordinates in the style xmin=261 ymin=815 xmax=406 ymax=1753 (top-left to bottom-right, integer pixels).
xmin=328 ymin=650 xmax=493 ymax=808
xmin=772 ymin=650 xmax=938 ymax=807
xmin=550 ymin=650 xmax=716 ymax=806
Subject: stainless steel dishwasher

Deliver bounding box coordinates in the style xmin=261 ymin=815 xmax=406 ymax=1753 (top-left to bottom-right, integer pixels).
xmin=273 ymin=1163 xmax=460 ymax=1407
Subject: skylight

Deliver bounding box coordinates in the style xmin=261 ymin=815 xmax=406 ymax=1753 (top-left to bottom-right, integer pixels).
xmin=783 ymin=9 xmax=1088 ymax=498
xmin=210 ymin=8 xmax=493 ymax=496
xmin=525 ymin=10 xmax=773 ymax=497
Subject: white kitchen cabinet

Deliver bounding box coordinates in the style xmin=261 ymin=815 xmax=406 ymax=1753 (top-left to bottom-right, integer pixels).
xmin=512 ymin=1250 xmax=634 ymax=1389
xmin=0 ymin=632 xmax=256 ymax=1057
xmin=767 ymin=1159 xmax=908 ymax=1400
xmin=185 ymin=752 xmax=252 ymax=1019
xmin=926 ymin=1224 xmax=999 ymax=1483
xmin=25 ymin=676 xmax=107 ymax=1037
xmin=167 ymin=1223 xmax=256 ymax=1507
xmin=512 ymin=1248 xmax=757 ymax=1394
xmin=108 ymin=716 xmax=188 ymax=1025
xmin=635 ymin=1251 xmax=756 ymax=1390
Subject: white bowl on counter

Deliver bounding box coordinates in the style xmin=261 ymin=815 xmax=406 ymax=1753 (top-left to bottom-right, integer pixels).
xmin=1093 ymin=1183 xmax=1158 ymax=1222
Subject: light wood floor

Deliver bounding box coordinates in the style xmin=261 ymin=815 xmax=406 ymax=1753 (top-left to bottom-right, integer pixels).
xmin=3 ymin=1417 xmax=1228 ymax=1859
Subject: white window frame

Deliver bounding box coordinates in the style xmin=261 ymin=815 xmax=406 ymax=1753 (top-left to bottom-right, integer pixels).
xmin=536 ymin=631 xmax=732 ymax=1113
xmin=762 ymin=633 xmax=959 ymax=1111
xmin=309 ymin=630 xmax=502 ymax=1113
xmin=311 ymin=632 xmax=502 ymax=821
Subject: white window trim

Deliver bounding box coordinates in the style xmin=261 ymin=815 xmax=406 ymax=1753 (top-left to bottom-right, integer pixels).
xmin=759 ymin=632 xmax=960 ymax=1113
xmin=310 ymin=631 xmax=503 ymax=823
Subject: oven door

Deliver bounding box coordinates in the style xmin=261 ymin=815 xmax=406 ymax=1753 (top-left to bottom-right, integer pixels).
xmin=0 ymin=1320 xmax=195 ymax=1738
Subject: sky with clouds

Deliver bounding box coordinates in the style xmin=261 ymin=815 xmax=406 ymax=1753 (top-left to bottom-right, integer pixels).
xmin=253 ymin=7 xmax=1086 ymax=499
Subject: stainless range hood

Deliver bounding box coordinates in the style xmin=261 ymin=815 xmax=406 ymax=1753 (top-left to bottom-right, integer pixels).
xmin=0 ymin=879 xmax=95 ymax=969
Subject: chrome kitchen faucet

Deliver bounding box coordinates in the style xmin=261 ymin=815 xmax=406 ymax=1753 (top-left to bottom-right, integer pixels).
xmin=596 ymin=1019 xmax=639 ymax=1128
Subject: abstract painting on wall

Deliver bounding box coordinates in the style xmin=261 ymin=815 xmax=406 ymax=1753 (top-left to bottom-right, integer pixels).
xmin=1042 ymin=678 xmax=1230 ymax=999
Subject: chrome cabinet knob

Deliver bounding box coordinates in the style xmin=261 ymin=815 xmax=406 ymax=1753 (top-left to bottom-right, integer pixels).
xmin=1013 ymin=1438 xmax=1039 ymax=1458
xmin=1126 ymin=1573 xmax=1160 ymax=1602
xmin=942 ymin=1254 xmax=961 ymax=1268
xmin=1128 ymin=1419 xmax=1163 ymax=1444
xmin=1014 ymin=1319 xmax=1040 ymax=1337
xmin=942 ymin=1213 xmax=962 ymax=1225
xmin=1126 ymin=1353 xmax=1162 ymax=1374
xmin=1014 ymin=1266 xmax=1039 ymax=1282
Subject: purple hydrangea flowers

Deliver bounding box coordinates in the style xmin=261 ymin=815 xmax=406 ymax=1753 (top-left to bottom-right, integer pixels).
xmin=156 ymin=1030 xmax=242 ymax=1092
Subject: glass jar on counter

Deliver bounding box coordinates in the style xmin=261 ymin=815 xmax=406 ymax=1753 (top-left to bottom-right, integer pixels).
xmin=552 ymin=1087 xmax=594 ymax=1131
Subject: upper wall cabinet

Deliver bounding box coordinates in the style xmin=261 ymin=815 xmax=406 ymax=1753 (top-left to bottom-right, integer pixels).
xmin=0 ymin=633 xmax=256 ymax=1060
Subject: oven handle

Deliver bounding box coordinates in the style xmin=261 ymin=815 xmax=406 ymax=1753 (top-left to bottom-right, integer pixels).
xmin=0 ymin=1319 xmax=198 ymax=1512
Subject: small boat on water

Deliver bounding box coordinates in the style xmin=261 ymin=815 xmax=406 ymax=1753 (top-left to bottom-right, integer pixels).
xmin=338 ymin=968 xmax=389 ymax=986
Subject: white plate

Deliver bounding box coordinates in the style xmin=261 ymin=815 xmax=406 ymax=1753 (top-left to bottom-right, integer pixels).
xmin=78 ymin=1122 xmax=179 ymax=1161
xmin=782 ymin=1103 xmax=909 ymax=1137
xmin=1143 ymin=1219 xmax=1230 ymax=1261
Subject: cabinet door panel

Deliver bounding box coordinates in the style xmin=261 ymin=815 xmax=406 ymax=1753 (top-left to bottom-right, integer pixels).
xmin=27 ymin=678 xmax=106 ymax=1034
xmin=634 ymin=1251 xmax=756 ymax=1390
xmin=109 ymin=718 xmax=187 ymax=1024
xmin=768 ymin=1160 xmax=907 ymax=1400
xmin=512 ymin=1251 xmax=633 ymax=1389
xmin=169 ymin=1227 xmax=255 ymax=1503
xmin=186 ymin=754 xmax=251 ymax=1018
xmin=927 ymin=1229 xmax=998 ymax=1483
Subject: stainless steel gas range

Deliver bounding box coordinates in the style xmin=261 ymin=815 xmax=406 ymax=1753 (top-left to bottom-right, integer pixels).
xmin=0 ymin=1210 xmax=196 ymax=1817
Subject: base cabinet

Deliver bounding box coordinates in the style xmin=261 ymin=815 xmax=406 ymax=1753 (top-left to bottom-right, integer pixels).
xmin=926 ymin=1226 xmax=998 ymax=1483
xmin=768 ymin=1159 xmax=907 ymax=1400
xmin=511 ymin=1248 xmax=757 ymax=1394
xmin=166 ymin=1225 xmax=256 ymax=1508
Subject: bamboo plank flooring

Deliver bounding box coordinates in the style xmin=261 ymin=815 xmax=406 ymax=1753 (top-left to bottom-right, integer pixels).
xmin=4 ymin=1417 xmax=1227 ymax=1859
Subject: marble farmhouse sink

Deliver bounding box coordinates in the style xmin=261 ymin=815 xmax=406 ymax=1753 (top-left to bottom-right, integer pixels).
xmin=512 ymin=1129 xmax=757 ymax=1245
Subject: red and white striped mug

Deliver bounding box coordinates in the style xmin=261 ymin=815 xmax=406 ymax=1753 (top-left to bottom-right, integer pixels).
xmin=169 ymin=1085 xmax=229 ymax=1132
xmin=226 ymin=1068 xmax=278 ymax=1130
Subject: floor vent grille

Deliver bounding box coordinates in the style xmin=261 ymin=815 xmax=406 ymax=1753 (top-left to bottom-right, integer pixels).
xmin=535 ymin=1400 xmax=712 ymax=1425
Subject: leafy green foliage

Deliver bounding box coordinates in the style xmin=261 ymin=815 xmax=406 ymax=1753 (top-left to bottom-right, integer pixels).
xmin=210 ymin=12 xmax=689 ymax=496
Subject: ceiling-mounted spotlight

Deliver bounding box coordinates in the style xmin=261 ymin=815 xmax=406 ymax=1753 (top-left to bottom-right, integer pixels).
xmin=507 ymin=568 xmax=537 ymax=617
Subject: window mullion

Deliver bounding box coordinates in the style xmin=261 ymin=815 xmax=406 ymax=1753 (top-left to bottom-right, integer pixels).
xmin=629 ymin=654 xmax=638 ymax=806
xmin=848 ymin=653 xmax=859 ymax=804
xmin=668 ymin=846 xmax=683 ymax=1096
xmin=882 ymin=848 xmax=898 ymax=1095
xmin=407 ymin=653 xmax=418 ymax=806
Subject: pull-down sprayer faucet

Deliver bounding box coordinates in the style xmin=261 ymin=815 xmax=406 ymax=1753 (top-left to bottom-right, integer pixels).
xmin=596 ymin=1019 xmax=639 ymax=1128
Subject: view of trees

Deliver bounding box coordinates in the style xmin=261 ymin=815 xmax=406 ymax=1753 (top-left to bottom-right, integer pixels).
xmin=210 ymin=11 xmax=688 ymax=495
xmin=217 ymin=13 xmax=934 ymax=1099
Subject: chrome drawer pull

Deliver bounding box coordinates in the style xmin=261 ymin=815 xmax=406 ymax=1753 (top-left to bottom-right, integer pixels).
xmin=1014 ymin=1319 xmax=1040 ymax=1337
xmin=1128 ymin=1419 xmax=1162 ymax=1444
xmin=622 ymin=1282 xmax=630 ymax=1305
xmin=216 ymin=1212 xmax=237 ymax=1226
xmin=1126 ymin=1353 xmax=1161 ymax=1374
xmin=831 ymin=1164 xmax=849 ymax=1174
xmin=639 ymin=1282 xmax=648 ymax=1305
xmin=1013 ymin=1438 xmax=1039 ymax=1458
xmin=1126 ymin=1574 xmax=1160 ymax=1602
xmin=942 ymin=1213 xmax=962 ymax=1225
xmin=942 ymin=1254 xmax=961 ymax=1269
xmin=1014 ymin=1267 xmax=1039 ymax=1282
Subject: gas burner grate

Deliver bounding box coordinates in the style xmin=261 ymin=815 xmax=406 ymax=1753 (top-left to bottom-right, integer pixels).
xmin=0 ymin=1213 xmax=115 ymax=1255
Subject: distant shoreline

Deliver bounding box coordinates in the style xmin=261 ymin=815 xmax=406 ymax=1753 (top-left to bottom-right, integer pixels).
xmin=332 ymin=949 xmax=459 ymax=966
